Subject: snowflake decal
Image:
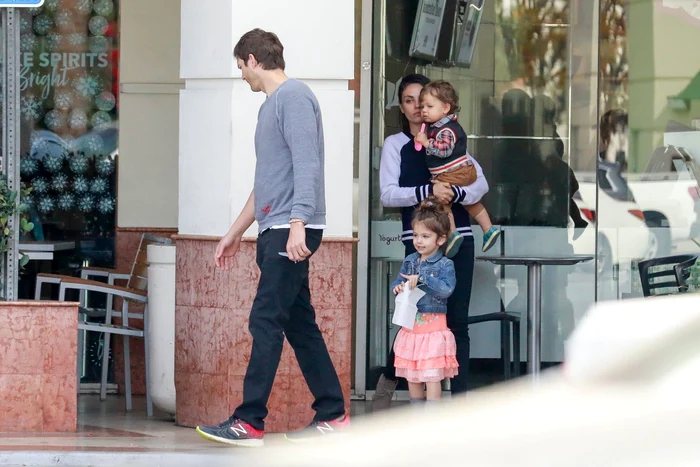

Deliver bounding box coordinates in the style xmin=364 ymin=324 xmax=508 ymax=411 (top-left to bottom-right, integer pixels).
xmin=43 ymin=154 xmax=64 ymax=173
xmin=76 ymin=0 xmax=93 ymax=14
xmin=33 ymin=15 xmax=53 ymax=36
xmin=21 ymin=96 xmax=43 ymax=121
xmin=32 ymin=177 xmax=50 ymax=194
xmin=38 ymin=196 xmax=56 ymax=214
xmin=57 ymin=193 xmax=75 ymax=210
xmin=93 ymin=0 xmax=114 ymax=17
xmin=69 ymin=154 xmax=90 ymax=174
xmin=97 ymin=196 xmax=115 ymax=214
xmin=83 ymin=134 xmax=104 ymax=155
xmin=89 ymin=36 xmax=109 ymax=53
xmin=44 ymin=0 xmax=61 ymax=12
xmin=68 ymin=32 xmax=87 ymax=46
xmin=69 ymin=109 xmax=88 ymax=130
xmin=28 ymin=6 xmax=43 ymax=16
xmin=88 ymin=15 xmax=108 ymax=36
xmin=91 ymin=111 xmax=111 ymax=129
xmin=23 ymin=194 xmax=36 ymax=207
xmin=54 ymin=90 xmax=73 ymax=110
xmin=75 ymin=74 xmax=102 ymax=97
xmin=47 ymin=33 xmax=63 ymax=51
xmin=55 ymin=10 xmax=72 ymax=28
xmin=73 ymin=175 xmax=90 ymax=193
xmin=21 ymin=34 xmax=38 ymax=53
xmin=51 ymin=173 xmax=70 ymax=192
xmin=20 ymin=157 xmax=39 ymax=176
xmin=95 ymin=156 xmax=115 ymax=176
xmin=20 ymin=16 xmax=31 ymax=33
xmin=44 ymin=110 xmax=66 ymax=131
xmin=77 ymin=194 xmax=95 ymax=213
xmin=90 ymin=177 xmax=108 ymax=194
xmin=95 ymin=91 xmax=116 ymax=111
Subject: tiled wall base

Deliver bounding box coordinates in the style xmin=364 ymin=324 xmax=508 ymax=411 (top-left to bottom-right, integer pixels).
xmin=0 ymin=301 xmax=78 ymax=432
xmin=173 ymin=236 xmax=354 ymax=433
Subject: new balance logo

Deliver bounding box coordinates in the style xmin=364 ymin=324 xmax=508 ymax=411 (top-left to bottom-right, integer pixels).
xmin=315 ymin=423 xmax=334 ymax=434
xmin=230 ymin=424 xmax=248 ymax=436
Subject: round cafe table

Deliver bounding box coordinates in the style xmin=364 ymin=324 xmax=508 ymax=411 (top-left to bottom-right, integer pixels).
xmin=476 ymin=255 xmax=594 ymax=381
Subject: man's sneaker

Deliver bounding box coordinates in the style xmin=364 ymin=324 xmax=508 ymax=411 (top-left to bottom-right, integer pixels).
xmin=284 ymin=415 xmax=350 ymax=443
xmin=371 ymin=374 xmax=397 ymax=412
xmin=482 ymin=226 xmax=501 ymax=252
xmin=445 ymin=231 xmax=464 ymax=258
xmin=195 ymin=416 xmax=264 ymax=447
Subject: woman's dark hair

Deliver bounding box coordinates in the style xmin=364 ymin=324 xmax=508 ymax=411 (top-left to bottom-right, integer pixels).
xmin=420 ymin=80 xmax=461 ymax=114
xmin=398 ymin=74 xmax=430 ymax=132
xmin=412 ymin=197 xmax=451 ymax=250
xmin=600 ymin=109 xmax=628 ymax=147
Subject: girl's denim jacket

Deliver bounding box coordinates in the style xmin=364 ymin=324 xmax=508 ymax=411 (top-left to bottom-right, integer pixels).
xmin=390 ymin=250 xmax=456 ymax=314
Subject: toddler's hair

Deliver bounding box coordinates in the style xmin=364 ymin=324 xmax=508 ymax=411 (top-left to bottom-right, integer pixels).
xmin=420 ymin=80 xmax=460 ymax=114
xmin=412 ymin=197 xmax=451 ymax=245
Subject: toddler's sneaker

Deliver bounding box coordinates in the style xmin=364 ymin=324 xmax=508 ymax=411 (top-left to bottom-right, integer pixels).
xmin=284 ymin=415 xmax=350 ymax=443
xmin=445 ymin=231 xmax=464 ymax=258
xmin=482 ymin=227 xmax=501 ymax=252
xmin=196 ymin=416 xmax=264 ymax=447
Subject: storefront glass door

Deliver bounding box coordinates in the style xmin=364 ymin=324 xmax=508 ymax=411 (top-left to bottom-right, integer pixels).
xmin=363 ymin=0 xmax=600 ymax=394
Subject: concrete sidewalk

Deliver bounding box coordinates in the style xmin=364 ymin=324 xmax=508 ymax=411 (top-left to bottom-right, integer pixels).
xmin=0 ymin=395 xmax=324 ymax=467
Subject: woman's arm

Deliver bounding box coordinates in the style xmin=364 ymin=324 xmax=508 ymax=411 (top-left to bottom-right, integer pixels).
xmin=452 ymin=155 xmax=489 ymax=206
xmin=379 ymin=135 xmax=434 ymax=208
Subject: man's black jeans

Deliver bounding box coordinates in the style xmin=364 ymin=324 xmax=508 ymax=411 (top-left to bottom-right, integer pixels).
xmin=383 ymin=237 xmax=474 ymax=394
xmin=233 ymin=228 xmax=345 ymax=430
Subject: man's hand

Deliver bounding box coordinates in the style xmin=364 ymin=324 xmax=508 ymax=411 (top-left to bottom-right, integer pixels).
xmin=286 ymin=222 xmax=312 ymax=262
xmin=415 ymin=132 xmax=429 ymax=148
xmin=215 ymin=231 xmax=242 ymax=270
xmin=432 ymin=180 xmax=454 ymax=204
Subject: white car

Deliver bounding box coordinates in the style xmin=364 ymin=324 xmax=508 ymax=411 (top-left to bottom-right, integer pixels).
xmin=573 ymin=160 xmax=653 ymax=274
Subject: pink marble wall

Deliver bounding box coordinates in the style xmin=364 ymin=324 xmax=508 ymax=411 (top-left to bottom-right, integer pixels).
xmin=174 ymin=236 xmax=354 ymax=433
xmin=0 ymin=302 xmax=78 ymax=432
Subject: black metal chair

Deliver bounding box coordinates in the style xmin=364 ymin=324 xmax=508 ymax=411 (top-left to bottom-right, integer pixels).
xmin=638 ymin=254 xmax=698 ymax=297
xmin=467 ymin=301 xmax=521 ymax=380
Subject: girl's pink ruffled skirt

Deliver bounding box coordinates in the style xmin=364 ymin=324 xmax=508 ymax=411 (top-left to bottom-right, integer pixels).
xmin=393 ymin=313 xmax=458 ymax=383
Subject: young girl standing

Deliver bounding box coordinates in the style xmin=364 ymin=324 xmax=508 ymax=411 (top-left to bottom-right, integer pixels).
xmin=391 ymin=199 xmax=459 ymax=407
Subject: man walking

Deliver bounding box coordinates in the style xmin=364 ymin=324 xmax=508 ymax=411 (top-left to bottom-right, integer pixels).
xmin=196 ymin=29 xmax=348 ymax=447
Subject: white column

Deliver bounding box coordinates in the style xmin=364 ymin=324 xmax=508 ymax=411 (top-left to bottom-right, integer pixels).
xmin=179 ymin=0 xmax=356 ymax=238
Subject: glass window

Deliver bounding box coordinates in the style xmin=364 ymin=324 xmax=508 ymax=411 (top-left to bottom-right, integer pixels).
xmin=366 ymin=0 xmax=600 ymax=391
xmin=597 ymin=0 xmax=700 ymax=300
xmin=19 ymin=0 xmax=119 ymax=270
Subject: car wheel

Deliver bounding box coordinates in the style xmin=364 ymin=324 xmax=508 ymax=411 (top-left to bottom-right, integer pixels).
xmin=645 ymin=214 xmax=671 ymax=258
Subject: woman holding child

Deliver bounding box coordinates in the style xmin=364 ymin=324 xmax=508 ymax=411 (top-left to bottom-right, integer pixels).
xmin=372 ymin=74 xmax=490 ymax=410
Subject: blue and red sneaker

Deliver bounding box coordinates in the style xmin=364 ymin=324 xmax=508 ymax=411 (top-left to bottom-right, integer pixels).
xmin=284 ymin=415 xmax=350 ymax=443
xmin=196 ymin=416 xmax=264 ymax=447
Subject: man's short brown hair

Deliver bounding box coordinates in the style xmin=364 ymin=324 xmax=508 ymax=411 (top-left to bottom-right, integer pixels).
xmin=233 ymin=28 xmax=286 ymax=70
xmin=421 ymin=80 xmax=461 ymax=114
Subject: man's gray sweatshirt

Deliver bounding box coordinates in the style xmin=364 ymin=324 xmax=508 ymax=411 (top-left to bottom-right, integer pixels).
xmin=254 ymin=79 xmax=326 ymax=232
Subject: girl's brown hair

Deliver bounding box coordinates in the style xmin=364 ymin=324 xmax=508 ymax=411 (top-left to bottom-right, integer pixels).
xmin=412 ymin=197 xmax=451 ymax=249
xmin=420 ymin=80 xmax=461 ymax=114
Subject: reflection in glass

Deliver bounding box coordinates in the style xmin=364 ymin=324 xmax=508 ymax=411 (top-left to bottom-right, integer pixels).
xmin=367 ymin=0 xmax=600 ymax=391
xmin=597 ymin=0 xmax=700 ymax=300
xmin=19 ymin=1 xmax=119 ymax=267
